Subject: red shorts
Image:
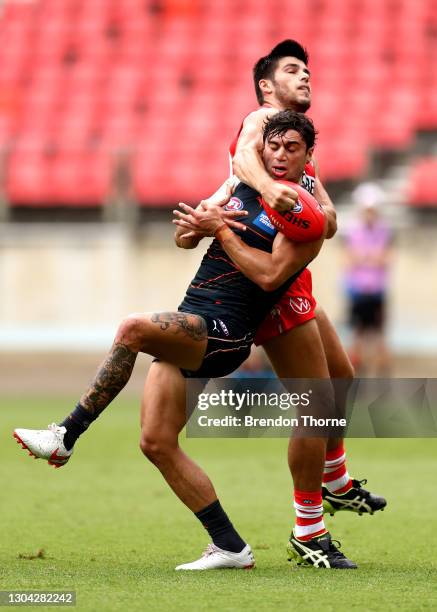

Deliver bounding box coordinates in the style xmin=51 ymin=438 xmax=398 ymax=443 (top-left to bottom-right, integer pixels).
xmin=254 ymin=268 xmax=317 ymax=346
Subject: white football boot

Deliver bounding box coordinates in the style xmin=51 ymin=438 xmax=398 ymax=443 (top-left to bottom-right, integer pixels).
xmin=13 ymin=423 xmax=73 ymax=468
xmin=175 ymin=543 xmax=255 ymax=571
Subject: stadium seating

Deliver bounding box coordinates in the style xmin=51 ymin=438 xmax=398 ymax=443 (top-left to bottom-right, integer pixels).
xmin=407 ymin=158 xmax=437 ymax=207
xmin=0 ymin=0 xmax=436 ymax=206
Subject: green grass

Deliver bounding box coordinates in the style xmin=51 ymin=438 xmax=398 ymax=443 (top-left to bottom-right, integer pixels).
xmin=1 ymin=397 xmax=437 ymax=611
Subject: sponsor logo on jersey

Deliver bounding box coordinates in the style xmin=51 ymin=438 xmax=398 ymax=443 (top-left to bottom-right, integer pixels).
xmin=301 ymin=172 xmax=315 ymax=195
xmin=253 ymin=211 xmax=277 ymax=235
xmin=290 ymin=296 xmax=312 ymax=315
xmin=224 ymin=197 xmax=244 ymax=211
xmin=218 ymin=318 xmax=230 ymax=336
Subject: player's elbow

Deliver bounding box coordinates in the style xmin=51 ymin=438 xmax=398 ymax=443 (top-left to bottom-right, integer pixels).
xmin=232 ymin=146 xmax=251 ymax=178
xmin=174 ymin=232 xmax=198 ymax=250
xmin=258 ymin=274 xmax=283 ymax=292
xmin=175 ymin=240 xmax=195 ymax=250
xmin=232 ymin=151 xmax=243 ymax=177
xmin=250 ymin=272 xmax=274 ymax=292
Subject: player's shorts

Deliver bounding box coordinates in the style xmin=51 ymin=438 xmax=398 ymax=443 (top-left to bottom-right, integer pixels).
xmin=349 ymin=292 xmax=385 ymax=331
xmin=254 ymin=268 xmax=317 ymax=346
xmin=179 ymin=312 xmax=254 ymax=379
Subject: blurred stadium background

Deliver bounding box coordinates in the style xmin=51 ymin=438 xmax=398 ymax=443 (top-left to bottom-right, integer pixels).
xmin=0 ymin=0 xmax=436 ymax=394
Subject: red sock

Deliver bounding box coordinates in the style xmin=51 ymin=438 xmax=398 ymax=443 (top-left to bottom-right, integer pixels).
xmin=323 ymin=442 xmax=352 ymax=494
xmin=293 ymin=490 xmax=327 ymax=541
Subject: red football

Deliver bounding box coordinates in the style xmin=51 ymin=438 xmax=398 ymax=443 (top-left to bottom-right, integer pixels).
xmin=261 ymin=181 xmax=326 ymax=242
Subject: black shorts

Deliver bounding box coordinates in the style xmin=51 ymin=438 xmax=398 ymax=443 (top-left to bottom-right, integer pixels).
xmin=349 ymin=293 xmax=385 ymax=331
xmin=180 ymin=313 xmax=254 ymax=379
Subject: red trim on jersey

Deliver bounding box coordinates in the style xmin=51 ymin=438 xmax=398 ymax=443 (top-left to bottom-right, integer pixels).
xmin=244 ymin=224 xmax=273 ymax=243
xmin=206 ymin=252 xmax=239 ymax=269
xmin=191 ymin=270 xmax=239 ymax=289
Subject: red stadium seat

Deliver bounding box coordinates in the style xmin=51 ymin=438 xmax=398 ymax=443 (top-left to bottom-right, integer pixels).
xmin=417 ymin=88 xmax=437 ymax=129
xmin=47 ymin=151 xmax=110 ymax=204
xmin=6 ymin=150 xmax=51 ymax=204
xmin=2 ymin=0 xmax=437 ymax=206
xmin=407 ymin=158 xmax=437 ymax=207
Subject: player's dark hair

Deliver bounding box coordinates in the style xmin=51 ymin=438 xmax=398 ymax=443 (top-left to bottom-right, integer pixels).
xmin=253 ymin=40 xmax=309 ymax=105
xmin=262 ymin=110 xmax=317 ymax=150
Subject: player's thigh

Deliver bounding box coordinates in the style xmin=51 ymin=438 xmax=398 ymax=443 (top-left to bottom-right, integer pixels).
xmin=315 ymin=305 xmax=354 ymax=379
xmin=122 ymin=311 xmax=207 ymax=371
xmin=140 ymin=361 xmax=187 ymax=446
xmin=263 ymin=318 xmax=329 ymax=378
xmin=264 ymin=319 xmax=337 ymax=429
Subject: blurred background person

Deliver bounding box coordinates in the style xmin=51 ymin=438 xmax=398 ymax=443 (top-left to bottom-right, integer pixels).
xmin=343 ymin=183 xmax=394 ymax=375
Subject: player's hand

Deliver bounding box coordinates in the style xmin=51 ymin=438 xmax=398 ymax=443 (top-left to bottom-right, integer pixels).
xmin=199 ymin=179 xmax=236 ymax=210
xmin=173 ymin=202 xmax=247 ymax=237
xmin=260 ymin=181 xmax=299 ymax=211
xmin=176 ymin=181 xmax=239 ymax=238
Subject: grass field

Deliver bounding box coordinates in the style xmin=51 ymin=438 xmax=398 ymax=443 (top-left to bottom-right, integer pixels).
xmin=1 ymin=396 xmax=436 ymax=611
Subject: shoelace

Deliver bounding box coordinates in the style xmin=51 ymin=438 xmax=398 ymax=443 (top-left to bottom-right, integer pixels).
xmin=355 ymin=478 xmax=368 ymax=486
xmin=48 ymin=423 xmax=66 ymax=436
xmin=202 ymin=543 xmax=219 ymax=558
xmin=328 ymin=539 xmax=347 ymax=559
xmin=352 ymin=478 xmax=370 ymax=497
xmin=317 ymin=536 xmax=346 ymax=559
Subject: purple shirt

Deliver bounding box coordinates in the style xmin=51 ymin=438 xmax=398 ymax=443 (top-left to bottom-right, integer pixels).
xmin=344 ymin=221 xmax=392 ymax=295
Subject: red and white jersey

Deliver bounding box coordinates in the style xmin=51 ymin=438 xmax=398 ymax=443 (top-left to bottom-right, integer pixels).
xmin=228 ymin=108 xmax=316 ymax=196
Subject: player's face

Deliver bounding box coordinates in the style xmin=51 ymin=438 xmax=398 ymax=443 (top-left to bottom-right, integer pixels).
xmin=262 ymin=129 xmax=313 ymax=183
xmin=268 ymin=57 xmax=311 ymax=112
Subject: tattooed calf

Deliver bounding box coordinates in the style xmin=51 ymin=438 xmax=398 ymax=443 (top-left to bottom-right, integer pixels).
xmin=80 ymin=343 xmax=137 ymax=416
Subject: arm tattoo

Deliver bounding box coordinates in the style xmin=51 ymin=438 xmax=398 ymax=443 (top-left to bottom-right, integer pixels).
xmin=151 ymin=312 xmax=207 ymax=342
xmin=80 ymin=343 xmax=137 ymax=416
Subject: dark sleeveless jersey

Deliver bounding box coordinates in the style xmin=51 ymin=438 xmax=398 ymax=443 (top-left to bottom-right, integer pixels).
xmin=178 ymin=182 xmax=305 ymax=331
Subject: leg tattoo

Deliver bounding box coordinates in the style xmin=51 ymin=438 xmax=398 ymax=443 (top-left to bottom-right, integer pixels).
xmin=80 ymin=343 xmax=137 ymax=416
xmin=151 ymin=312 xmax=207 ymax=342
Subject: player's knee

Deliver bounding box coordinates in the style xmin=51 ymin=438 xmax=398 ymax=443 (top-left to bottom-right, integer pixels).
xmin=116 ymin=313 xmax=148 ymax=349
xmin=140 ymin=433 xmax=175 ymax=465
